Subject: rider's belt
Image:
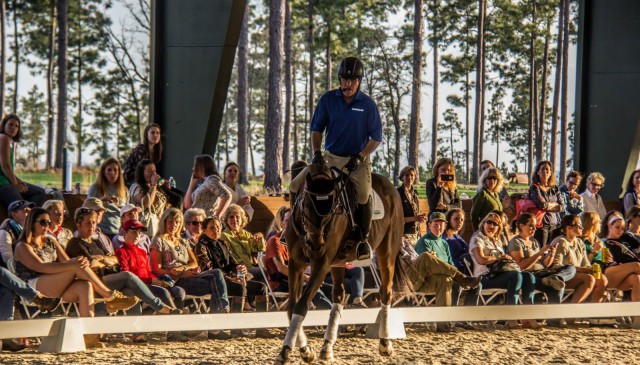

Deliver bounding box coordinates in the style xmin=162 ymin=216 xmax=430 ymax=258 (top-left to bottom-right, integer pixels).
xmin=328 ymin=151 xmax=351 ymax=158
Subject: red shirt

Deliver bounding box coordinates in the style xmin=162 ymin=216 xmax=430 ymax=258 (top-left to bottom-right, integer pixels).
xmin=265 ymin=231 xmax=289 ymax=290
xmin=116 ymin=242 xmax=156 ymax=284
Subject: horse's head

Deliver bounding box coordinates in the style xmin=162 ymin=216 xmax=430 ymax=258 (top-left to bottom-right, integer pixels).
xmin=299 ymin=162 xmax=337 ymax=250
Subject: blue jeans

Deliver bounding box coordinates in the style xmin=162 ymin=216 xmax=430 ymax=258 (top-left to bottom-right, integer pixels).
xmin=534 ymin=265 xmax=577 ymax=303
xmin=0 ymin=266 xmax=38 ymax=320
xmin=175 ymin=269 xmax=229 ymax=312
xmin=0 ymin=182 xmax=46 ymax=209
xmin=481 ymin=271 xmax=523 ymax=305
xmin=149 ymin=284 xmax=186 ymax=309
xmin=102 ymin=271 xmax=165 ymax=312
xmin=324 ymin=266 xmax=365 ymax=300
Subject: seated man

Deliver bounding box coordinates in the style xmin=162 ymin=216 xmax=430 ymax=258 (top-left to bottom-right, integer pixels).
xmin=81 ymin=198 xmax=115 ymax=254
xmin=412 ymin=212 xmax=481 ymax=331
xmin=0 ymin=200 xmax=34 ymax=272
xmin=111 ymin=204 xmax=150 ymax=252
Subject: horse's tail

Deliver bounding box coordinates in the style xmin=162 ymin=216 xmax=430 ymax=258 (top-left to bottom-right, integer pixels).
xmin=392 ymin=252 xmax=414 ymax=293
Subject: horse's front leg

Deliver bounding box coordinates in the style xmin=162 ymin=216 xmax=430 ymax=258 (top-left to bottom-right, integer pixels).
xmin=320 ymin=266 xmax=346 ymax=361
xmin=376 ymin=250 xmax=395 ymax=357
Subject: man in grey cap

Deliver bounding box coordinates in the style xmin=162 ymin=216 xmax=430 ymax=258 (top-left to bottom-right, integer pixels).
xmin=81 ymin=197 xmax=114 ymax=254
xmin=0 ymin=200 xmax=34 ymax=271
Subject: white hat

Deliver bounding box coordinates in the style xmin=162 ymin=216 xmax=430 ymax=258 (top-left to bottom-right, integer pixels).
xmin=120 ymin=204 xmax=142 ymax=217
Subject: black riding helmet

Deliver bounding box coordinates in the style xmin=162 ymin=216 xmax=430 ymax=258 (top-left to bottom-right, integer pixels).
xmin=337 ymin=57 xmax=364 ymax=80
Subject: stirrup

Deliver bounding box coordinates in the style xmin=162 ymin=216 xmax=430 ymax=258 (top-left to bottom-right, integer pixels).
xmin=356 ymin=241 xmax=371 ymax=261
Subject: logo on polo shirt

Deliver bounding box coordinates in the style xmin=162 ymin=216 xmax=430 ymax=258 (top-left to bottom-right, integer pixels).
xmin=352 ymin=108 xmax=364 ymax=112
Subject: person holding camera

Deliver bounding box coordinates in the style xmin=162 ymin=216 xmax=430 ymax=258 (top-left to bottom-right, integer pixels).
xmin=426 ymin=158 xmax=461 ymax=214
xmin=471 ymin=168 xmax=505 ymax=231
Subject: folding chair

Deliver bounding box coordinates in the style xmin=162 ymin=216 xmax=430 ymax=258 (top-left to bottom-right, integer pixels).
xmin=257 ymin=252 xmax=289 ymax=311
xmin=461 ymin=254 xmax=507 ymax=305
xmin=184 ymin=294 xmax=212 ymax=314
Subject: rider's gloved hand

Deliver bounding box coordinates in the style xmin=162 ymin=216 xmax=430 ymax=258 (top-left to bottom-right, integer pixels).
xmin=312 ymin=151 xmax=324 ymax=165
xmin=345 ymin=155 xmax=363 ymax=172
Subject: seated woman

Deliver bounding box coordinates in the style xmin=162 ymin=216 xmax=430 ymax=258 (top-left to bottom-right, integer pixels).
xmin=129 ymin=159 xmax=171 ymax=237
xmin=492 ymin=210 xmax=513 ymax=252
xmin=581 ymin=172 xmax=607 ymax=220
xmin=471 ymin=168 xmax=504 ymax=230
xmin=185 ymin=155 xmax=232 ymax=218
xmin=425 ymin=158 xmax=461 ymax=214
xmin=469 ymin=212 xmax=536 ymax=328
xmin=220 ymin=204 xmax=266 ymax=281
xmin=622 ymin=169 xmax=640 ymax=215
xmin=115 ymin=218 xmax=185 ymax=309
xmin=150 ymin=208 xmax=230 ymax=314
xmin=397 ymin=166 xmax=426 ymax=246
xmin=0 ymin=200 xmax=34 ymax=272
xmin=627 ymin=206 xmax=640 ymax=241
xmin=43 ymin=200 xmax=73 ymax=249
xmin=223 ymin=162 xmax=254 ymax=221
xmin=266 ymin=206 xmax=290 ymax=240
xmin=550 ymin=214 xmax=607 ymax=304
xmin=123 ymin=123 xmax=163 ymax=187
xmin=182 ymin=208 xmax=206 ymax=248
xmin=559 ymin=170 xmax=584 ymax=218
xmin=65 ymin=207 xmax=178 ymax=316
xmin=13 ymin=208 xmax=139 ymax=318
xmin=581 ymin=212 xmax=605 ymax=268
xmin=601 ymin=212 xmax=640 ymax=302
xmin=509 ymin=213 xmax=576 ymax=306
xmin=0 ymin=114 xmax=46 ymax=210
xmin=444 ymin=208 xmax=469 ymax=273
xmin=88 ymin=158 xmax=129 ymax=239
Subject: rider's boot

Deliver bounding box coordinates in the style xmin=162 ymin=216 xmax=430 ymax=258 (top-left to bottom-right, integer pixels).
xmin=355 ymin=198 xmax=373 ymax=260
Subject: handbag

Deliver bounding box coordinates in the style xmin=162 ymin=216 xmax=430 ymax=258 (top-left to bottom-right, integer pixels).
xmin=488 ymin=258 xmax=522 ymax=275
xmin=515 ymin=197 xmax=545 ymax=228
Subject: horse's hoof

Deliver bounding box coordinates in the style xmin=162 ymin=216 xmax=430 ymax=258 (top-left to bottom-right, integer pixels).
xmin=379 ymin=339 xmax=395 ymax=357
xmin=275 ymin=346 xmax=292 ymax=365
xmin=300 ymin=345 xmax=316 ymax=364
xmin=319 ymin=341 xmax=334 ymax=361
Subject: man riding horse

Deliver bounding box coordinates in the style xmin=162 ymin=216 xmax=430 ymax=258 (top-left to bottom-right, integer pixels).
xmin=290 ymin=56 xmax=381 ymax=261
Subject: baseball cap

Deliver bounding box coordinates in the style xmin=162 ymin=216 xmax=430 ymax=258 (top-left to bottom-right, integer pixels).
xmin=428 ymin=212 xmax=447 ymax=223
xmin=122 ymin=219 xmax=147 ymax=232
xmin=82 ymin=197 xmax=107 ymax=212
xmin=120 ymin=204 xmax=142 ymax=217
xmin=8 ymin=200 xmax=35 ymax=215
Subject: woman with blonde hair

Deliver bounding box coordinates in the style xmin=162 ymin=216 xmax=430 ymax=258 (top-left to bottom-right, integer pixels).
xmin=266 ymin=206 xmax=290 ymax=240
xmin=425 ymin=158 xmax=461 ymax=214
xmin=471 ymin=168 xmax=504 ymax=230
xmin=221 ymin=204 xmax=266 ymax=282
xmin=150 ymin=208 xmax=229 ymax=314
xmin=581 ymin=212 xmax=606 ymax=266
xmin=581 ymin=172 xmax=607 ymax=219
xmin=43 ymin=200 xmax=73 ymax=249
xmin=88 ymin=158 xmax=129 ymax=238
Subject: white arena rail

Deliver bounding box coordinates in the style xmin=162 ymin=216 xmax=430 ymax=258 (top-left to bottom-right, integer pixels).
xmin=0 ymin=302 xmax=638 ymax=353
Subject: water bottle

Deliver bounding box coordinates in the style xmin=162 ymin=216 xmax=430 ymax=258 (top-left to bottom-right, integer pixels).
xmin=236 ymin=267 xmax=245 ymax=285
xmin=169 ymin=176 xmax=176 ymax=188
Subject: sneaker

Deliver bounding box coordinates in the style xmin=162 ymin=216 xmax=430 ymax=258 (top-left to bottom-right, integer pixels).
xmin=546 ymin=319 xmax=568 ymax=328
xmin=167 ymin=332 xmax=190 ymax=342
xmin=349 ymin=301 xmax=368 ymax=309
xmin=1 ymin=339 xmax=26 ymax=352
xmin=31 ymin=296 xmax=62 ymax=312
xmin=542 ymin=276 xmax=566 ymax=291
xmin=255 ymin=328 xmax=276 ymax=339
xmin=208 ymin=330 xmax=233 ymax=340
xmin=105 ymin=291 xmax=139 ymax=313
xmin=454 ymin=275 xmax=482 ymax=289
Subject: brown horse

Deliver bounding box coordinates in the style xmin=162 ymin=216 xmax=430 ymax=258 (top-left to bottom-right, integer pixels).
xmin=275 ymin=161 xmax=409 ymax=364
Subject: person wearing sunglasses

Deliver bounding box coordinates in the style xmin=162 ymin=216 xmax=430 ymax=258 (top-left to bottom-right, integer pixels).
xmin=550 ymin=215 xmax=606 ymax=305
xmin=43 ymin=199 xmax=74 ymax=249
xmin=471 ymin=168 xmax=505 ymax=231
xmin=182 ymin=208 xmax=206 ymax=248
xmin=581 ymin=172 xmax=607 ymax=220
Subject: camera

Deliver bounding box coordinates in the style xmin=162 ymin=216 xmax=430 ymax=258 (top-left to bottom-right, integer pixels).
xmin=441 ymin=174 xmax=454 ymax=182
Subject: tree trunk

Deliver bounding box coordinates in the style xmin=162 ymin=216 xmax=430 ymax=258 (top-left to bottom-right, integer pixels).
xmin=46 ymin=0 xmax=55 ymax=169
xmin=559 ymin=0 xmax=570 ymax=178
xmin=528 ymin=0 xmax=536 ymax=178
xmin=550 ymin=0 xmax=564 ymax=168
xmin=408 ymin=0 xmax=422 ymax=169
xmin=237 ymin=9 xmax=249 ymax=184
xmin=472 ymin=0 xmax=485 ymax=183
xmin=431 ymin=8 xmax=439 ymax=164
xmin=538 ymin=17 xmax=551 ymax=162
xmin=0 ymin=0 xmax=5 ymax=114
xmin=292 ymin=61 xmax=299 ymax=162
xmin=307 ymin=0 xmax=315 ymax=158
xmin=224 ymin=103 xmax=229 ymax=162
xmin=11 ymin=0 xmax=17 ymax=113
xmin=465 ymin=71 xmax=470 ymax=182
xmin=76 ymin=0 xmax=83 ymax=167
xmin=264 ymin=0 xmax=284 ymax=191
xmin=283 ymin=0 xmax=292 ymax=174
xmin=325 ymin=23 xmax=331 ymax=90
xmin=55 ymin=0 xmax=68 ymax=169
xmin=479 ymin=0 xmax=487 ymax=164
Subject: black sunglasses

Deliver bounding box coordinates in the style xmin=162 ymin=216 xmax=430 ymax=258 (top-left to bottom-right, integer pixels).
xmin=189 ymin=221 xmax=203 ymax=226
xmin=37 ymin=220 xmax=52 ymax=227
xmin=486 ymin=176 xmax=498 ymax=181
xmin=485 ymin=220 xmax=500 ymax=227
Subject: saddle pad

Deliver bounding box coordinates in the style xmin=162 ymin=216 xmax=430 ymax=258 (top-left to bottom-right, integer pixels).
xmin=371 ymin=190 xmax=384 ymax=221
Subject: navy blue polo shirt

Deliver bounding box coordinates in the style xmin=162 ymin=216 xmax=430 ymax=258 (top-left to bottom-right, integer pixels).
xmin=310 ymin=89 xmax=382 ymax=156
